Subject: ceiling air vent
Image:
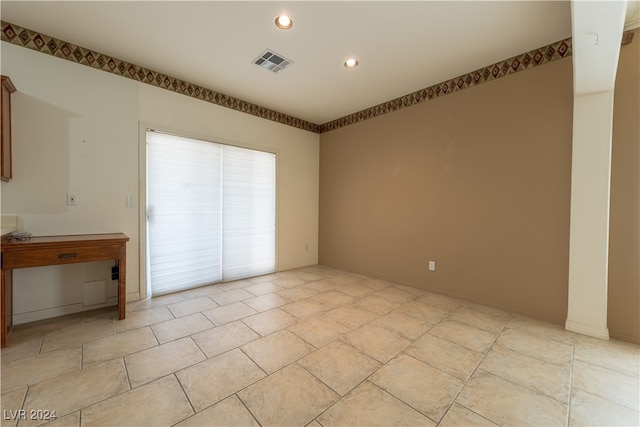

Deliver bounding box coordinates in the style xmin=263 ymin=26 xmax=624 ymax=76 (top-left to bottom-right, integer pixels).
xmin=252 ymin=49 xmax=293 ymax=73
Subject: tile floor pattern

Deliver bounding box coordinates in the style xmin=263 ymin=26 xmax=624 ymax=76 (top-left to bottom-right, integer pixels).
xmin=1 ymin=265 xmax=639 ymax=427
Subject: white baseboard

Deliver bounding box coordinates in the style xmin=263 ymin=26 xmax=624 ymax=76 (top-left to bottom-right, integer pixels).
xmin=127 ymin=292 xmax=141 ymax=302
xmin=565 ymin=319 xmax=610 ymax=340
xmin=13 ymin=299 xmax=118 ymax=325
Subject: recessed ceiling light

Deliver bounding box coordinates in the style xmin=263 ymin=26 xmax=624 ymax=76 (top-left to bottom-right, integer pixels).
xmin=275 ymin=15 xmax=293 ymax=30
xmin=344 ymin=58 xmax=359 ymax=69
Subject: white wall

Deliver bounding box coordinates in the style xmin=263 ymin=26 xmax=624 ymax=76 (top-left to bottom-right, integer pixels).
xmin=0 ymin=42 xmax=319 ymax=322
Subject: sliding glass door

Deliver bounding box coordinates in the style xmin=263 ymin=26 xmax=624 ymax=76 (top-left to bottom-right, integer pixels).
xmin=222 ymin=145 xmax=276 ymax=281
xmin=146 ymin=130 xmax=275 ymax=296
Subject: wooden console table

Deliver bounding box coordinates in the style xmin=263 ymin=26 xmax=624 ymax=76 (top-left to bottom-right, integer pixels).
xmin=1 ymin=233 xmax=129 ymax=347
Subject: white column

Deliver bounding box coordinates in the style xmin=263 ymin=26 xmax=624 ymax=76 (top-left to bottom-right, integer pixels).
xmin=566 ymin=0 xmax=628 ymax=339
xmin=565 ymin=91 xmax=614 ymax=339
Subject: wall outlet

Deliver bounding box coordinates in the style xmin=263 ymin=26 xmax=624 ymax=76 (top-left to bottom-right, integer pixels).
xmin=428 ymin=260 xmax=436 ymax=271
xmin=67 ymin=193 xmax=77 ymax=205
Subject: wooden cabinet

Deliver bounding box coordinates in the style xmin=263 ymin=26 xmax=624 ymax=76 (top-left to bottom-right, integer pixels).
xmin=1 ymin=75 xmax=16 ymax=182
xmin=1 ymin=233 xmax=129 ymax=347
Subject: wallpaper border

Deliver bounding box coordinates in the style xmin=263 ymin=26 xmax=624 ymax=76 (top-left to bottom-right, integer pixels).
xmin=0 ymin=20 xmax=320 ymax=133
xmin=1 ymin=20 xmax=571 ymax=134
xmin=319 ymin=38 xmax=571 ymax=133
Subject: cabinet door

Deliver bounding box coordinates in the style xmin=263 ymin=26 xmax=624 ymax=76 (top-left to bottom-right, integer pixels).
xmin=1 ymin=76 xmax=16 ymax=181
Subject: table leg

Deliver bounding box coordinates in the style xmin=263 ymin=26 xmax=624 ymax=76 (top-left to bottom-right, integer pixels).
xmin=118 ymin=245 xmax=126 ymax=320
xmin=1 ymin=268 xmax=13 ymax=348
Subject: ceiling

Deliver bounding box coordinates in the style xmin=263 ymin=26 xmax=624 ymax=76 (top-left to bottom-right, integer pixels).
xmin=0 ymin=1 xmax=636 ymax=125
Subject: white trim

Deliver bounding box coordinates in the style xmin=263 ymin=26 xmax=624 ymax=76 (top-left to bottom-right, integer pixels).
xmin=624 ymin=0 xmax=639 ymax=31
xmin=126 ymin=292 xmax=141 ymax=303
xmin=625 ymin=17 xmax=639 ymax=30
xmin=565 ymin=319 xmax=610 ymax=340
xmin=13 ymin=298 xmax=118 ymax=325
xmin=138 ymin=122 xmax=280 ymax=296
xmin=138 ymin=123 xmax=149 ymax=300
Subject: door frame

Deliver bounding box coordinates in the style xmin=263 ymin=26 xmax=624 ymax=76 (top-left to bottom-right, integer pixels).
xmin=138 ymin=122 xmax=279 ymax=300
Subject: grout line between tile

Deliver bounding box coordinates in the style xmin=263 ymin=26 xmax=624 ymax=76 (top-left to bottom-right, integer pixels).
xmin=436 ymin=318 xmax=509 ymax=426
xmin=309 ymin=334 xmax=424 ymax=424
xmin=121 ymin=355 xmax=133 ymax=391
xmin=566 ymin=338 xmax=576 ymax=427
xmin=80 ymin=342 xmax=85 ymax=371
xmin=20 ymin=385 xmax=29 ymax=418
xmin=234 ymin=393 xmax=263 ymax=427
xmin=237 ymin=346 xmax=270 ymax=379
xmin=172 ymin=372 xmax=197 ymax=418
xmin=293 ymin=361 xmax=344 ymax=405
xmin=4 ymin=268 xmax=638 ymax=427
xmin=574 ymin=356 xmax=640 ymax=380
xmin=37 ymin=335 xmax=45 ymax=356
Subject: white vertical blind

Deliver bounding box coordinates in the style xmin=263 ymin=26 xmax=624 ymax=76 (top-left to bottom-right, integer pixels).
xmin=146 ymin=130 xmax=275 ymax=295
xmin=147 ymin=132 xmax=223 ymax=295
xmin=222 ymin=145 xmax=276 ymax=280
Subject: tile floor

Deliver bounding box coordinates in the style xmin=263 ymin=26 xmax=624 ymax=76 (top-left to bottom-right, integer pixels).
xmin=1 ymin=265 xmax=639 ymax=427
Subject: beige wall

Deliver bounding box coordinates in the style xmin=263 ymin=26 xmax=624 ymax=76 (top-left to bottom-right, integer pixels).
xmin=319 ymin=57 xmax=574 ymax=324
xmin=1 ymin=28 xmax=636 ymax=339
xmin=1 ymin=41 xmax=319 ymax=322
xmin=608 ymin=29 xmax=639 ymax=343
xmin=319 ymin=37 xmax=639 ymax=342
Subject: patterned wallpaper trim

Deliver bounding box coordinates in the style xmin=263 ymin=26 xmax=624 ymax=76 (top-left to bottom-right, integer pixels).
xmin=319 ymin=38 xmax=571 ymax=133
xmin=0 ymin=21 xmax=320 ymax=133
xmin=1 ymin=20 xmax=571 ymax=134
